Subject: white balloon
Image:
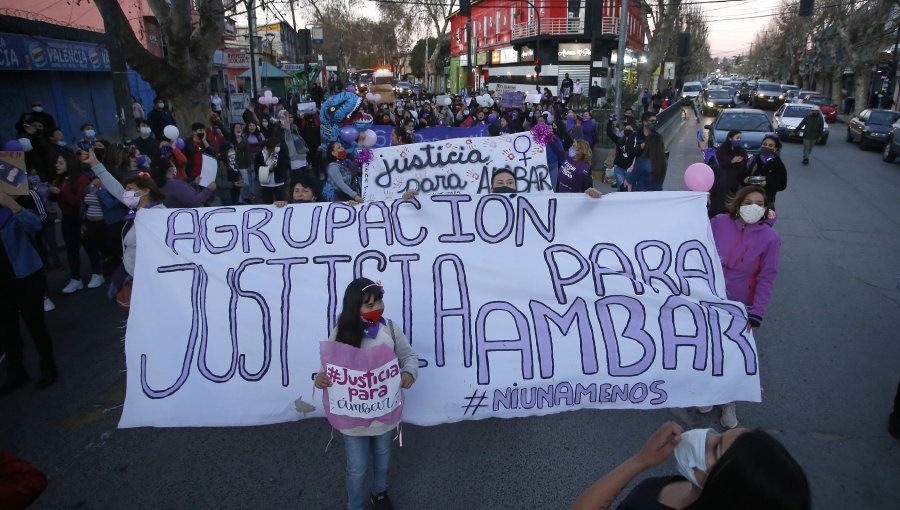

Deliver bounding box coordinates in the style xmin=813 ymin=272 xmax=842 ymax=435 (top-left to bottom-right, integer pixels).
xmin=163 ymin=125 xmax=179 ymax=140
xmin=443 ymin=97 xmax=452 ymax=106
xmin=17 ymin=137 xmax=33 ymax=152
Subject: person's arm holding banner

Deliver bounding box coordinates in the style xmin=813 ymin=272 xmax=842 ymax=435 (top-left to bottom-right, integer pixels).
xmin=326 ymin=163 xmax=361 ymax=203
xmin=390 ymin=320 xmax=418 ymax=389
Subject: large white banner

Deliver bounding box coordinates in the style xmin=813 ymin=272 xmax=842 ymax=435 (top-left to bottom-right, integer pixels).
xmin=361 ymin=132 xmax=551 ymax=202
xmin=119 ymin=193 xmax=761 ymax=428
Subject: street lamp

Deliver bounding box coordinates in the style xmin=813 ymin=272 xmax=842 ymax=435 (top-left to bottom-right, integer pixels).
xmin=264 ymin=32 xmax=276 ymax=91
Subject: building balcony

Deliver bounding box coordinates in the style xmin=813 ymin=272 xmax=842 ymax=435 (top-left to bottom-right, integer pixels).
xmin=511 ymin=17 xmax=585 ymax=40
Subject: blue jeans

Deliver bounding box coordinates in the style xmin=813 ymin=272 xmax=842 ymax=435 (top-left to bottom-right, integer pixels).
xmin=613 ymin=165 xmax=628 ymax=188
xmin=344 ymin=430 xmax=393 ymax=510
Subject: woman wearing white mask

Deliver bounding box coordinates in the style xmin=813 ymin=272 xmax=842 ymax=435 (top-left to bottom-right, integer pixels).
xmin=706 ymin=185 xmax=781 ymax=428
xmin=80 ymin=148 xmax=165 ymax=278
xmin=572 ymin=422 xmax=810 ymax=510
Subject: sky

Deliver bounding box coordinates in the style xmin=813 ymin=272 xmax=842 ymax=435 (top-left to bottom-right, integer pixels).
xmin=243 ymin=0 xmax=782 ymax=59
xmin=703 ymin=0 xmax=783 ymax=58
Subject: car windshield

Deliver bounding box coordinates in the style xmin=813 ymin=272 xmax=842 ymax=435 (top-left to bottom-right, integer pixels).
xmin=717 ymin=113 xmax=772 ymax=131
xmin=397 ymin=82 xmax=411 ymax=87
xmin=707 ymin=90 xmax=731 ymax=99
xmin=869 ymin=112 xmax=900 ymax=125
xmin=683 ymin=84 xmax=701 ymax=92
xmin=782 ymin=106 xmax=814 ymax=118
xmin=758 ymin=83 xmax=782 ymax=92
xmin=806 ymin=96 xmax=830 ymax=106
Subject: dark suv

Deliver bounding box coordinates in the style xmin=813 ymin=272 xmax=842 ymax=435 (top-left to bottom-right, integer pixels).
xmin=751 ymin=82 xmax=786 ymax=109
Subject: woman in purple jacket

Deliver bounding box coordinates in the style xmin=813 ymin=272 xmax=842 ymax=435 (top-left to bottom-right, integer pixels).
xmin=707 ymin=185 xmax=781 ymax=429
xmin=550 ymin=139 xmax=602 ymax=198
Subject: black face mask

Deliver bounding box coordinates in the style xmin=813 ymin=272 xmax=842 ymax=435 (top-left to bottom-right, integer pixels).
xmin=492 ymin=186 xmax=517 ymax=194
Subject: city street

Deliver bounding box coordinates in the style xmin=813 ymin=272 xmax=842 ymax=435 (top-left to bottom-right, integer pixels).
xmin=3 ymin=113 xmax=900 ymax=509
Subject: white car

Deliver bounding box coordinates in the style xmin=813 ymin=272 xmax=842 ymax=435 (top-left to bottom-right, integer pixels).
xmin=773 ymin=103 xmax=829 ymax=144
xmin=681 ymin=81 xmax=703 ymax=103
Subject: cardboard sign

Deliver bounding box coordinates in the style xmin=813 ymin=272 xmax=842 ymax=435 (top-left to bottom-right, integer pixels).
xmin=0 ymin=152 xmax=28 ymax=196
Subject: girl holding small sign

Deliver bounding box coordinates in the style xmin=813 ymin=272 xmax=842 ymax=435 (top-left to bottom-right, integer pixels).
xmin=315 ymin=278 xmax=419 ymax=510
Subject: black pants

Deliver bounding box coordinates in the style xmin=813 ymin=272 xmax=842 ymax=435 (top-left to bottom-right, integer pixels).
xmin=260 ymin=185 xmax=285 ymax=204
xmin=61 ymin=213 xmax=100 ymax=280
xmin=0 ymin=270 xmax=55 ymax=375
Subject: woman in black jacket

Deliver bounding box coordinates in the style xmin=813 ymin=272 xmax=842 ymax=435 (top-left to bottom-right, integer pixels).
xmin=253 ymin=137 xmax=290 ymax=204
xmin=742 ymin=134 xmax=787 ymax=206
xmin=708 ymin=130 xmax=749 ymax=217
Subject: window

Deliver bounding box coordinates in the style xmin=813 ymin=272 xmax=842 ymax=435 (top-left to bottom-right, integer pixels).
xmin=496 ymin=10 xmax=501 ymax=35
xmin=484 ymin=16 xmax=488 ymax=36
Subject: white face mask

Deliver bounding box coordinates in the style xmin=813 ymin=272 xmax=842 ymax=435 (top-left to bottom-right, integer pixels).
xmin=33 ymin=106 xmax=43 ymax=112
xmin=140 ymin=127 xmax=152 ymax=136
xmin=568 ymin=147 xmax=577 ymax=158
xmin=18 ymin=137 xmax=33 ymax=152
xmin=85 ymin=129 xmax=96 ymax=138
xmin=57 ymin=140 xmax=67 ymax=147
xmin=122 ymin=190 xmax=141 ymax=209
xmin=739 ymin=204 xmax=766 ymax=224
xmin=673 ymin=428 xmax=712 ymax=488
xmin=157 ymin=102 xmax=165 ymax=109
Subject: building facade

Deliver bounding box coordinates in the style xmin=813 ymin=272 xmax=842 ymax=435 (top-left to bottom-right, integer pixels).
xmin=447 ymin=0 xmax=644 ymax=99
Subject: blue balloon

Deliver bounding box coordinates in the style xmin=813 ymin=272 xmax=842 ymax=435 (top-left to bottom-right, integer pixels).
xmin=488 ymin=113 xmax=499 ymax=123
xmin=340 ymin=125 xmax=359 ymax=143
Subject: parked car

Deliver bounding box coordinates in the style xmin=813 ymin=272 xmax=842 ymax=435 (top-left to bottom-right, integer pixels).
xmin=700 ymin=87 xmax=737 ymax=115
xmin=750 ymin=82 xmax=786 ymax=109
xmin=846 ymin=109 xmax=900 ymax=149
xmin=882 ymin=118 xmax=900 ymax=162
xmin=802 ymin=95 xmax=838 ymax=123
xmin=704 ymin=108 xmax=775 ymax=154
xmin=782 ymin=84 xmax=799 ymax=95
xmin=785 ymin=89 xmax=801 ymax=103
xmin=681 ymin=81 xmax=703 ymax=103
xmin=773 ymin=104 xmax=829 ymax=145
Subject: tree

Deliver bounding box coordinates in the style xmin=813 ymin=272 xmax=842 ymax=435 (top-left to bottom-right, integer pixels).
xmin=410 ymin=37 xmax=449 ymax=79
xmin=378 ymin=1 xmax=423 ymax=76
xmin=90 ymin=0 xmax=225 ymax=129
xmin=421 ymin=0 xmax=457 ymax=90
xmin=639 ymin=0 xmax=685 ymax=90
xmin=680 ymin=5 xmax=712 ymax=81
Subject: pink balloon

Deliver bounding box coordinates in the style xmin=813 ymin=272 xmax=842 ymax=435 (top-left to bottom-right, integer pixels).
xmin=373 ymin=93 xmax=382 ymax=102
xmin=684 ymin=163 xmax=714 ymax=192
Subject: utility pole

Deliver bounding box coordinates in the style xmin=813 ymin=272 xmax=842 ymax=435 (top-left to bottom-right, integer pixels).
xmin=289 ymin=0 xmax=299 ymax=61
xmin=247 ymin=0 xmax=259 ymax=98
xmin=614 ymin=0 xmax=629 ymax=118
xmin=889 ymin=0 xmax=900 ymax=109
xmin=425 ymin=35 xmax=429 ymax=90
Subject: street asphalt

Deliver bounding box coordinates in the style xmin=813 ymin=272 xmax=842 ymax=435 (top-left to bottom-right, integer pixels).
xmin=2 ymin=107 xmax=899 ymax=509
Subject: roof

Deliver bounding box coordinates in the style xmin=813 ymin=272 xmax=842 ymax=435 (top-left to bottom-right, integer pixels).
xmin=238 ymin=62 xmax=290 ymax=79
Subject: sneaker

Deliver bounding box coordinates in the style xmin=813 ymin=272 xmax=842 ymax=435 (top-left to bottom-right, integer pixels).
xmin=87 ymin=273 xmax=105 ymax=289
xmin=34 ymin=367 xmax=58 ymax=390
xmin=802 ymin=158 xmax=809 ymax=165
xmin=371 ymin=491 xmax=394 ymax=510
xmin=696 ymin=406 xmax=713 ymax=414
xmin=720 ymin=403 xmax=739 ymax=429
xmin=890 ymin=412 xmax=900 ymax=440
xmin=44 ymin=297 xmax=56 ymax=312
xmin=62 ymin=279 xmax=84 ymax=294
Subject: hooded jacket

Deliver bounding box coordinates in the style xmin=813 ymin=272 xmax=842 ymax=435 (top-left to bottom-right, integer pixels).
xmin=710 ymin=214 xmax=781 ymax=327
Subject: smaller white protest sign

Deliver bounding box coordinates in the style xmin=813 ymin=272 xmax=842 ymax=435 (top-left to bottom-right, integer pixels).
xmin=361 ymin=132 xmax=551 ymax=202
xmin=297 ymin=102 xmax=317 ymax=114
xmin=525 ymin=92 xmax=543 ymax=104
xmin=320 ymin=341 xmax=404 ymax=430
xmin=325 ymin=359 xmax=402 ymax=419
xmin=198 ymin=154 xmax=218 ymax=187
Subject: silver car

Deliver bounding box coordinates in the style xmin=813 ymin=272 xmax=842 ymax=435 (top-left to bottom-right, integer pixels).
xmin=773 ymin=104 xmax=829 ymax=145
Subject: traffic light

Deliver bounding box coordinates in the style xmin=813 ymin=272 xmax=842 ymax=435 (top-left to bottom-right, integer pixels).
xmin=534 ymin=59 xmax=541 ymax=76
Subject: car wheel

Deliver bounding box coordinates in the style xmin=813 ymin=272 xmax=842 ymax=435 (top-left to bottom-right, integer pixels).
xmin=883 ymin=138 xmax=897 ymax=162
xmin=859 ymin=136 xmax=868 ymax=150
xmin=846 ymin=129 xmax=853 ymax=142
xmin=817 ymin=135 xmax=827 ymax=146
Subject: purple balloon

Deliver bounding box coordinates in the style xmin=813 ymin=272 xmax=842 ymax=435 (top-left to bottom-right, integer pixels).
xmin=488 ymin=113 xmax=499 ymax=123
xmin=175 ymin=137 xmax=185 ymax=150
xmin=3 ymin=140 xmax=24 ymax=151
xmin=346 ymin=84 xmax=357 ymax=93
xmin=340 ymin=125 xmax=359 ymax=143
